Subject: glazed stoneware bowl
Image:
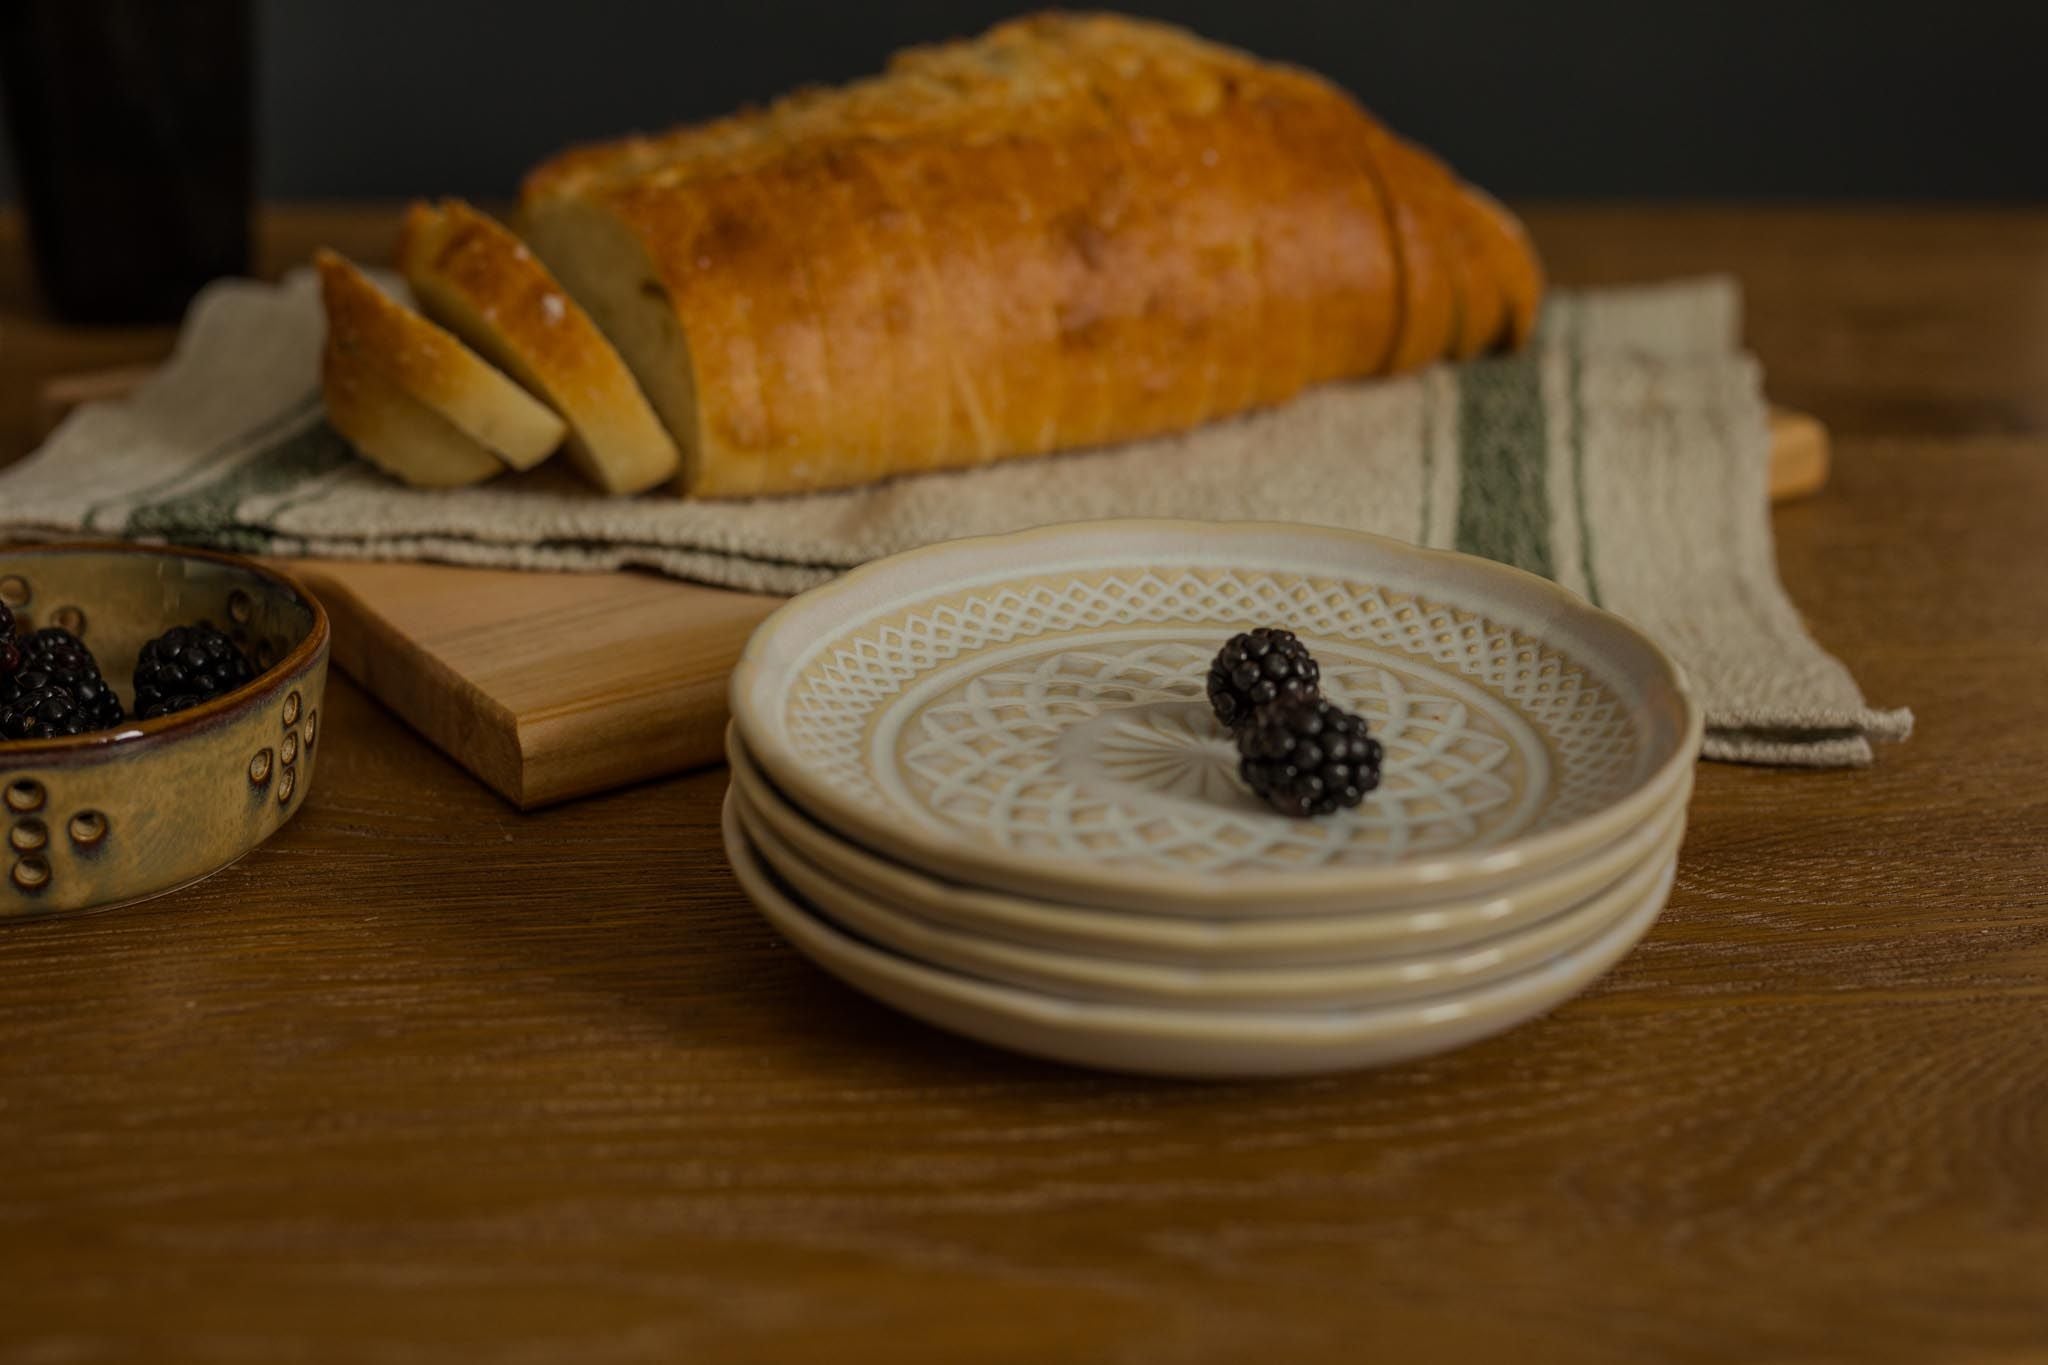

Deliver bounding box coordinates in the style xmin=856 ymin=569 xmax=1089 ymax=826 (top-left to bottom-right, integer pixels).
xmin=0 ymin=544 xmax=330 ymax=918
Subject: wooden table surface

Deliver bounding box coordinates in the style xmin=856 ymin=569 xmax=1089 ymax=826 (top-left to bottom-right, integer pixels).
xmin=2 ymin=206 xmax=2045 ymax=1363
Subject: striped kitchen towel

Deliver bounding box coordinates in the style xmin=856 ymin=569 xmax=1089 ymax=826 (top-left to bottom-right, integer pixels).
xmin=0 ymin=271 xmax=1909 ymax=765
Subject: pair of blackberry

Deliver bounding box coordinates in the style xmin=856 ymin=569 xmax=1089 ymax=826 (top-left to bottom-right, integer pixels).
xmin=1206 ymin=628 xmax=1383 ymax=819
xmin=0 ymin=603 xmax=255 ymax=742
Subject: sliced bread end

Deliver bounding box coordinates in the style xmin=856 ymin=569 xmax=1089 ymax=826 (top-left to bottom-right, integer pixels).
xmin=321 ymin=340 xmax=505 ymax=489
xmin=315 ymin=248 xmax=566 ymax=471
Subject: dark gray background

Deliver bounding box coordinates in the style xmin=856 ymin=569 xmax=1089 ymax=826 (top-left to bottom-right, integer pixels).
xmin=3 ymin=0 xmax=2045 ymax=201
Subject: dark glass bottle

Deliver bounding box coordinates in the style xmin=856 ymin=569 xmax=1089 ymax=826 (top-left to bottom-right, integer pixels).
xmin=0 ymin=0 xmax=253 ymax=323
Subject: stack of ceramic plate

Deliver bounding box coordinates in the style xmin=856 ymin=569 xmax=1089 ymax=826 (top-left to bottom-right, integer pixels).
xmin=723 ymin=520 xmax=1701 ymax=1079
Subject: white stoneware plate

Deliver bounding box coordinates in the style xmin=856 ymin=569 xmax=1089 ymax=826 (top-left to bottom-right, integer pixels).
xmin=736 ymin=778 xmax=1682 ymax=1011
xmin=728 ymin=725 xmax=1691 ymax=966
xmin=723 ymin=794 xmax=1675 ymax=1079
xmin=731 ymin=520 xmax=1700 ymax=914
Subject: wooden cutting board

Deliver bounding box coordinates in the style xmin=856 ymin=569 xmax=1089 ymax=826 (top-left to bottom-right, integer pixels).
xmin=285 ymin=558 xmax=780 ymax=808
xmin=36 ymin=370 xmax=1828 ymax=808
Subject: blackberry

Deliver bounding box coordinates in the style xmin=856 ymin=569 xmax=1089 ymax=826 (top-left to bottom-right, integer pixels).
xmin=0 ymin=601 xmax=17 ymax=677
xmin=1236 ymin=696 xmax=1383 ymax=819
xmin=1207 ymin=628 xmax=1321 ymax=731
xmin=0 ymin=628 xmax=125 ymax=735
xmin=132 ymin=622 xmax=255 ymax=720
xmin=0 ymin=681 xmax=94 ymax=741
xmin=23 ymin=627 xmax=98 ymax=677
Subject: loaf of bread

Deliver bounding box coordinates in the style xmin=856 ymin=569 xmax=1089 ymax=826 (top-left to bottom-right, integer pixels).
xmin=396 ymin=200 xmax=681 ymax=495
xmin=519 ymin=12 xmax=1543 ymax=498
xmin=315 ymin=249 xmax=566 ymax=485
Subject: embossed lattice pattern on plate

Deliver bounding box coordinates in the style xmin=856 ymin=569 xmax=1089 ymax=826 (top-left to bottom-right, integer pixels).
xmin=910 ymin=642 xmax=1528 ymax=869
xmin=780 ymin=570 xmax=1645 ymax=875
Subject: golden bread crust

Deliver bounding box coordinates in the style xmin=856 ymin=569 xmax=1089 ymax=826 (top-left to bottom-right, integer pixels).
xmin=1462 ymin=186 xmax=1545 ymax=347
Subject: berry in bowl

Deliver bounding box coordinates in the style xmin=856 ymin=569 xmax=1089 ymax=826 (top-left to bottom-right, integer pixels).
xmin=0 ymin=543 xmax=330 ymax=918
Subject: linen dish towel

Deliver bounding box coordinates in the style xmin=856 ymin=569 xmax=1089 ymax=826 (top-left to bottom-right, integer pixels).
xmin=0 ymin=271 xmax=1911 ymax=765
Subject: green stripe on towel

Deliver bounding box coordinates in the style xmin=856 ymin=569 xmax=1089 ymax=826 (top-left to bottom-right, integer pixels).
xmin=1454 ymin=359 xmax=1554 ymax=579
xmin=125 ymin=416 xmax=353 ymax=552
xmin=1564 ymin=298 xmax=1604 ymax=606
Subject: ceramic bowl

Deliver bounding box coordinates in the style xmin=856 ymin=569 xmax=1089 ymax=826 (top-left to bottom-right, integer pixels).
xmin=722 ymin=793 xmax=1674 ymax=1078
xmin=0 ymin=543 xmax=330 ymax=918
xmin=728 ymin=724 xmax=1691 ymax=965
xmin=736 ymin=776 xmax=1682 ymax=1010
xmin=730 ymin=519 xmax=1701 ymax=914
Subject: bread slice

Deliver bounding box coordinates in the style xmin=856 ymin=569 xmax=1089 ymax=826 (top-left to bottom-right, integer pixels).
xmin=321 ymin=341 xmax=504 ymax=488
xmin=516 ymin=193 xmax=716 ymax=491
xmin=396 ymin=199 xmax=680 ymax=495
xmin=314 ymin=249 xmax=565 ymax=473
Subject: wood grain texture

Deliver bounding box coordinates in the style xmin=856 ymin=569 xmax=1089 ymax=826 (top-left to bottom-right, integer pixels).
xmin=1 ymin=206 xmax=2046 ymax=1363
xmin=292 ymin=558 xmax=778 ymax=807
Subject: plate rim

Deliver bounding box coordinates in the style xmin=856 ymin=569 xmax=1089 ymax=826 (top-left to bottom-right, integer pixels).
xmin=732 ymin=518 xmax=1703 ymax=913
xmin=735 ymin=775 xmax=1684 ymax=1008
xmin=720 ymin=789 xmax=1674 ymax=1060
xmin=726 ymin=722 xmax=1692 ymax=949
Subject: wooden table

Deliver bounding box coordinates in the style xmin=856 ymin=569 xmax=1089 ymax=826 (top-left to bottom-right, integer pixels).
xmin=2 ymin=207 xmax=2044 ymax=1363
